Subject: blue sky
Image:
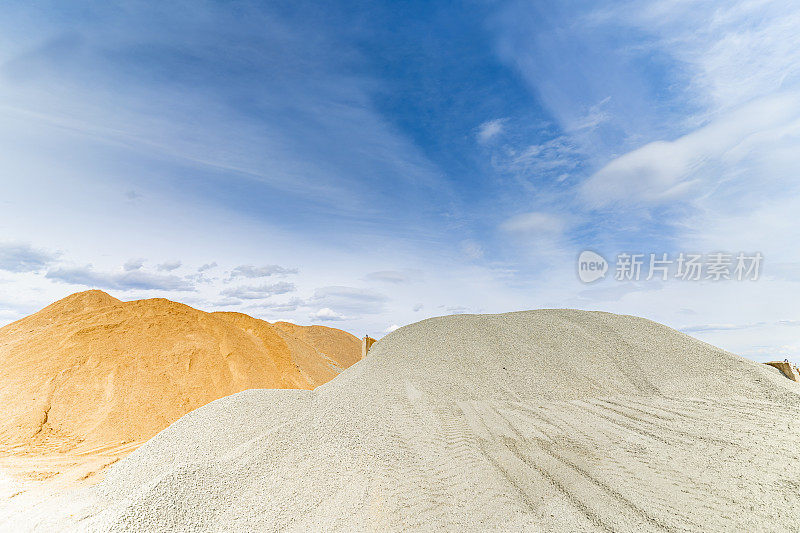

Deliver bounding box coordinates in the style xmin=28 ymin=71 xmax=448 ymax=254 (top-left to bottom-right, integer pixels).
xmin=1 ymin=0 xmax=800 ymax=360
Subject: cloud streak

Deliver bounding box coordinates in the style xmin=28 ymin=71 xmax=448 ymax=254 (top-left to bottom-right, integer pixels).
xmin=364 ymin=270 xmax=421 ymax=284
xmin=309 ymin=308 xmax=347 ymax=321
xmin=157 ymin=260 xmax=182 ymax=272
xmin=229 ymin=264 xmax=298 ymax=279
xmin=308 ymin=286 xmax=388 ymax=315
xmin=477 ymin=118 xmax=506 ymax=143
xmin=0 ymin=242 xmax=58 ymax=273
xmin=580 ymin=93 xmax=800 ymax=207
xmin=45 ymin=265 xmax=195 ymax=291
xmin=220 ymin=282 xmax=296 ymax=300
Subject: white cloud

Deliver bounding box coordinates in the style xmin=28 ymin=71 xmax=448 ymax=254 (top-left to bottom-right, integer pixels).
xmin=45 ymin=265 xmax=195 ymax=291
xmin=477 ymin=118 xmax=507 ymax=143
xmin=210 ymin=297 xmax=242 ymax=307
xmin=308 ymin=286 xmax=388 ymax=315
xmin=681 ymin=322 xmax=764 ymax=334
xmin=384 ymin=324 xmax=401 ymax=333
xmin=229 ymin=264 xmax=298 ymax=279
xmin=580 ymin=93 xmax=800 ymax=207
xmin=623 ymin=0 xmax=800 ymax=115
xmin=364 ymin=269 xmax=421 ymax=284
xmin=220 ymin=282 xmax=295 ymax=300
xmin=501 ymin=211 xmax=566 ymax=236
xmin=0 ymin=309 xmax=22 ymax=321
xmin=309 ymin=307 xmax=346 ymax=321
xmin=570 ymin=96 xmax=611 ymax=132
xmin=506 ymin=137 xmax=581 ymax=182
xmin=249 ymin=298 xmax=304 ymax=313
xmin=157 ymin=260 xmax=182 ymax=272
xmin=440 ymin=305 xmax=472 ymax=315
xmin=0 ymin=242 xmax=58 ymax=273
xmin=123 ymin=258 xmax=145 ymax=271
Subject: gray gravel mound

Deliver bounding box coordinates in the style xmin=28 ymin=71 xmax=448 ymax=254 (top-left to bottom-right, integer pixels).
xmin=79 ymin=310 xmax=800 ymax=532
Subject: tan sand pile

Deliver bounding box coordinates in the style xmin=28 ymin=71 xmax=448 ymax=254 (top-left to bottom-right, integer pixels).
xmin=15 ymin=310 xmax=800 ymax=532
xmin=0 ymin=290 xmax=360 ymax=457
xmin=765 ymin=360 xmax=800 ymax=382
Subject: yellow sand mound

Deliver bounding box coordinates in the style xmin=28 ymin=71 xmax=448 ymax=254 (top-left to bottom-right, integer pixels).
xmin=0 ymin=290 xmax=360 ymax=455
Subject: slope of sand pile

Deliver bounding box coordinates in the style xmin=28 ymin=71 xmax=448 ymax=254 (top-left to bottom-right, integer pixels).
xmin=0 ymin=290 xmax=360 ymax=460
xmin=22 ymin=310 xmax=800 ymax=532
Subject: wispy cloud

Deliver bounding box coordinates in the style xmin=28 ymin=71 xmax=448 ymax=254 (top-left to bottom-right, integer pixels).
xmin=308 ymin=286 xmax=388 ymax=315
xmin=364 ymin=270 xmax=421 ymax=284
xmin=580 ymin=93 xmax=800 ymax=208
xmin=499 ymin=211 xmax=573 ymax=262
xmin=210 ymin=297 xmax=242 ymax=307
xmin=681 ymin=322 xmax=763 ymax=334
xmin=682 ymin=319 xmax=800 ymax=334
xmin=123 ymin=258 xmax=145 ymax=271
xmin=500 ymin=211 xmax=567 ymax=236
xmin=45 ymin=265 xmax=195 ymax=291
xmin=477 ymin=118 xmax=507 ymax=143
xmin=157 ymin=260 xmax=182 ymax=272
xmin=438 ymin=305 xmax=474 ymax=315
xmin=617 ymin=0 xmax=800 ymax=116
xmin=0 ymin=2 xmax=452 ymax=239
xmin=309 ymin=307 xmax=347 ymax=321
xmin=229 ymin=264 xmax=298 ymax=279
xmin=505 ymin=137 xmax=582 ymax=184
xmin=250 ymin=297 xmax=304 ymax=313
xmin=0 ymin=242 xmax=58 ymax=273
xmin=220 ymin=282 xmax=296 ymax=300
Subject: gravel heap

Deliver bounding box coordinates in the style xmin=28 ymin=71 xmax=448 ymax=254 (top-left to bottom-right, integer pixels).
xmin=81 ymin=310 xmax=800 ymax=532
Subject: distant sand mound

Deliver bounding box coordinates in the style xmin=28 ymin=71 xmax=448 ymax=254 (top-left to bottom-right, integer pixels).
xmin=77 ymin=310 xmax=800 ymax=532
xmin=0 ymin=290 xmax=360 ymax=455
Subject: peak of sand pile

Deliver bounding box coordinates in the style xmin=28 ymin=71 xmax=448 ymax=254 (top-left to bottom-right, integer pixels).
xmin=0 ymin=291 xmax=361 ymax=455
xmin=74 ymin=310 xmax=800 ymax=532
xmin=38 ymin=289 xmax=121 ymax=315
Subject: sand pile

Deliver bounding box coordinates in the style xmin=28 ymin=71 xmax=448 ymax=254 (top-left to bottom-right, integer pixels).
xmin=0 ymin=290 xmax=360 ymax=456
xmin=766 ymin=360 xmax=800 ymax=382
xmin=27 ymin=310 xmax=800 ymax=531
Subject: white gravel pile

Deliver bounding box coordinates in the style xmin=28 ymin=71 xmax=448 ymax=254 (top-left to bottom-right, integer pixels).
xmin=72 ymin=310 xmax=800 ymax=531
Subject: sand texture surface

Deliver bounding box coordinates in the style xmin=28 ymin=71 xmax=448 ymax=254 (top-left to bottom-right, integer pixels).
xmin=8 ymin=309 xmax=800 ymax=531
xmin=0 ymin=290 xmax=360 ymax=496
